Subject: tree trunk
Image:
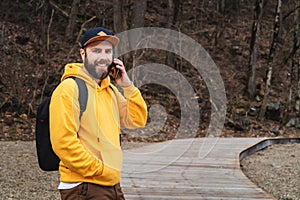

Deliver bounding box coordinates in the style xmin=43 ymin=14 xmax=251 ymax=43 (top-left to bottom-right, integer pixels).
xmin=113 ymin=0 xmax=129 ymax=64
xmin=113 ymin=0 xmax=124 ymax=33
xmin=65 ymin=0 xmax=80 ymax=39
xmin=218 ymin=0 xmax=240 ymax=16
xmin=128 ymin=0 xmax=147 ymax=49
xmin=294 ymin=0 xmax=300 ymax=124
xmin=40 ymin=0 xmax=50 ymax=52
xmin=247 ymin=0 xmax=264 ymax=99
xmin=165 ymin=0 xmax=181 ymax=70
xmin=218 ymin=0 xmax=226 ymax=13
xmin=259 ymin=0 xmax=282 ymax=120
xmin=129 ymin=0 xmax=147 ymax=82
xmin=288 ymin=0 xmax=299 ymax=112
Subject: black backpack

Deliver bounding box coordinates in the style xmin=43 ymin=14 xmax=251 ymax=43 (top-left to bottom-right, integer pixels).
xmin=35 ymin=77 xmax=88 ymax=171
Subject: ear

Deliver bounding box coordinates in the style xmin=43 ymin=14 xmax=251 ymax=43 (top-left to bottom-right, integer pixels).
xmin=80 ymin=49 xmax=85 ymax=61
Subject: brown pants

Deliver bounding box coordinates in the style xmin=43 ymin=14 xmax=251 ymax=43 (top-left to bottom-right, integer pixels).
xmin=59 ymin=182 xmax=125 ymax=200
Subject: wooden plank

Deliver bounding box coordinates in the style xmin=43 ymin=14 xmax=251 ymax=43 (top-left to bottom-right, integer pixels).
xmin=122 ymin=186 xmax=271 ymax=198
xmin=123 ymin=195 xmax=272 ymax=200
xmin=121 ymin=138 xmax=274 ymax=199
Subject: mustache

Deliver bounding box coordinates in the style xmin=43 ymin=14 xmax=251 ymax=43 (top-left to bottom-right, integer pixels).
xmin=95 ymin=59 xmax=110 ymax=66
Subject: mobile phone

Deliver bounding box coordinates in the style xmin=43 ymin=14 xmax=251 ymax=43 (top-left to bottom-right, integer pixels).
xmin=108 ymin=62 xmax=120 ymax=80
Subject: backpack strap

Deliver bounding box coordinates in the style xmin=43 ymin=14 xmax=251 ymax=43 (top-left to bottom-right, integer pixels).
xmin=69 ymin=77 xmax=88 ymax=119
xmin=69 ymin=78 xmax=113 ymax=119
xmin=109 ymin=84 xmax=115 ymax=94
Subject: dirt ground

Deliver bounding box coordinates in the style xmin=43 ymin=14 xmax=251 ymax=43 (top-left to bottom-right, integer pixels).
xmin=0 ymin=141 xmax=299 ymax=200
xmin=0 ymin=141 xmax=147 ymax=200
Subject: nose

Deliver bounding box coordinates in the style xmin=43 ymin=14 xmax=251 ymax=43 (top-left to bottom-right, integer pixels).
xmin=96 ymin=56 xmax=111 ymax=64
xmin=98 ymin=52 xmax=112 ymax=60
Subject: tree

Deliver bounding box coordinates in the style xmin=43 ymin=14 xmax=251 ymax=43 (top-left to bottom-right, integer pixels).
xmin=247 ymin=0 xmax=264 ymax=99
xmin=218 ymin=0 xmax=240 ymax=17
xmin=39 ymin=0 xmax=50 ymax=52
xmin=113 ymin=0 xmax=127 ymax=34
xmin=65 ymin=0 xmax=80 ymax=39
xmin=165 ymin=0 xmax=181 ymax=70
xmin=290 ymin=0 xmax=299 ymax=110
xmin=259 ymin=0 xmax=282 ymax=119
xmin=113 ymin=0 xmax=130 ymax=70
xmin=128 ymin=0 xmax=147 ymax=50
xmin=113 ymin=0 xmax=147 ymax=67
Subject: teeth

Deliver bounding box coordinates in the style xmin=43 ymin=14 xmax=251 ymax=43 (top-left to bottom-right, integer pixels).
xmin=96 ymin=64 xmax=106 ymax=67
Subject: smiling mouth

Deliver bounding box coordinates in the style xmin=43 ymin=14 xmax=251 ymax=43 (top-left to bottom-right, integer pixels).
xmin=96 ymin=64 xmax=108 ymax=68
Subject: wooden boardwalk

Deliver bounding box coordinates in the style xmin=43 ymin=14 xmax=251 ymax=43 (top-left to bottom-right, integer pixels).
xmin=121 ymin=138 xmax=275 ymax=200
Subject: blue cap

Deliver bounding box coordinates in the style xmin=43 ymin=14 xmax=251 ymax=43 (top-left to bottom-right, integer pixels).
xmin=80 ymin=27 xmax=119 ymax=48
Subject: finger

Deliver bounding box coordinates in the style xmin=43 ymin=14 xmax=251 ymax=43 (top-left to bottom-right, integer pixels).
xmin=113 ymin=58 xmax=124 ymax=66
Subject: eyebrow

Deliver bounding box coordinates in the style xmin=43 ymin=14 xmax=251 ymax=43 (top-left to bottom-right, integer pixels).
xmin=90 ymin=47 xmax=113 ymax=52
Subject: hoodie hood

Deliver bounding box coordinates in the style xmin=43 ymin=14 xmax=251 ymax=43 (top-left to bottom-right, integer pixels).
xmin=61 ymin=63 xmax=111 ymax=89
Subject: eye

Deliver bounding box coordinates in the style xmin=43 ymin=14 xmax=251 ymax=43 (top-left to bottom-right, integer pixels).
xmin=105 ymin=49 xmax=113 ymax=54
xmin=92 ymin=48 xmax=101 ymax=53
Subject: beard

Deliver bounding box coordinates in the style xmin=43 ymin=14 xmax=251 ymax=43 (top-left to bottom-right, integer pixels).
xmin=84 ymin=57 xmax=110 ymax=80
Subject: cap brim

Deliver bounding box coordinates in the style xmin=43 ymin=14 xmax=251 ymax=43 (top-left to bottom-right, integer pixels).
xmin=84 ymin=35 xmax=119 ymax=47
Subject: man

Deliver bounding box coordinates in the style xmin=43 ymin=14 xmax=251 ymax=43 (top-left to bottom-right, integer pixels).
xmin=50 ymin=27 xmax=148 ymax=199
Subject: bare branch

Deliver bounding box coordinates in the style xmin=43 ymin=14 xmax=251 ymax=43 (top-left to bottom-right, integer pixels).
xmin=49 ymin=0 xmax=69 ymax=18
xmin=60 ymin=16 xmax=96 ymax=72
xmin=47 ymin=9 xmax=54 ymax=51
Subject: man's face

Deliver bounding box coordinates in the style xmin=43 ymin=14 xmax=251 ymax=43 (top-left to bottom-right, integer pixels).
xmin=81 ymin=41 xmax=113 ymax=80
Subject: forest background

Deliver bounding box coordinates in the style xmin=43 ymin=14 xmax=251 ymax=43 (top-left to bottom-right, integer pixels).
xmin=0 ymin=0 xmax=300 ymax=141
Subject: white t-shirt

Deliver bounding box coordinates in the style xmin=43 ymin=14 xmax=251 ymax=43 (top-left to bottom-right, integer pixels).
xmin=58 ymin=182 xmax=82 ymax=190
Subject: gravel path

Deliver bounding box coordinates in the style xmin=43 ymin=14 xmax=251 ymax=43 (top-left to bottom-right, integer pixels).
xmin=0 ymin=141 xmax=299 ymax=200
xmin=240 ymin=143 xmax=300 ymax=200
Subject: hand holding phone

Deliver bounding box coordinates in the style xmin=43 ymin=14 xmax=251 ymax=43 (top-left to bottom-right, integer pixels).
xmin=108 ymin=62 xmax=120 ymax=80
xmin=108 ymin=58 xmax=131 ymax=87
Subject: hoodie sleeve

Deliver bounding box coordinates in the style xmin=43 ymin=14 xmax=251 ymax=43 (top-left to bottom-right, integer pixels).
xmin=112 ymin=83 xmax=148 ymax=129
xmin=50 ymin=79 xmax=103 ymax=177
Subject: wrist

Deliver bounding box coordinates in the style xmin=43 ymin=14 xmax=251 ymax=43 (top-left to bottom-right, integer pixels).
xmin=121 ymin=81 xmax=132 ymax=88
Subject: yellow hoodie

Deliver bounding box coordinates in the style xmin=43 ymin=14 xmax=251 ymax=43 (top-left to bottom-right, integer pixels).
xmin=49 ymin=63 xmax=147 ymax=186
